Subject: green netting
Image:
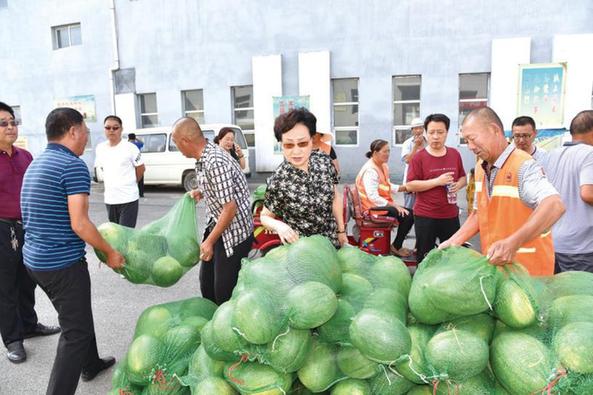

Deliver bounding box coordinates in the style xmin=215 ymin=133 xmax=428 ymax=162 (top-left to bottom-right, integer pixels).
xmin=95 ymin=194 xmax=200 ymax=287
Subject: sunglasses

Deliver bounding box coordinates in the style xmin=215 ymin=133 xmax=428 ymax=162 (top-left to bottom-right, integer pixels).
xmin=282 ymin=140 xmax=311 ymax=150
xmin=0 ymin=120 xmax=19 ymax=127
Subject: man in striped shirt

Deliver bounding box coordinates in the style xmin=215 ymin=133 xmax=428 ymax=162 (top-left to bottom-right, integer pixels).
xmin=21 ymin=108 xmax=125 ymax=395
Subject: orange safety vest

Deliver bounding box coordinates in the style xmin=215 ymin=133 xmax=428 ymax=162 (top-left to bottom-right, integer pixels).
xmin=355 ymin=159 xmax=393 ymax=212
xmin=475 ymin=149 xmax=554 ymax=276
xmin=313 ymin=134 xmax=332 ymax=155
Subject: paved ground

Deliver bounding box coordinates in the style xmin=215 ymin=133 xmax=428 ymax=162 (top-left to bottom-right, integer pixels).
xmin=0 ymin=177 xmax=474 ymax=394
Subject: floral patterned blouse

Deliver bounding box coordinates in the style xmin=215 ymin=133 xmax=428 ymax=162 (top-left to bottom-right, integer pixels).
xmin=264 ymin=151 xmax=339 ymax=246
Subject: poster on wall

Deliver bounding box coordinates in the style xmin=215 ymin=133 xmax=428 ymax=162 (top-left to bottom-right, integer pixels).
xmin=271 ymin=95 xmax=310 ymax=154
xmin=517 ymin=63 xmax=566 ymax=129
xmin=54 ymin=95 xmax=97 ymax=123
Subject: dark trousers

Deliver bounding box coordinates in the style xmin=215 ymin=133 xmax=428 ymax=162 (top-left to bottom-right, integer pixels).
xmin=106 ymin=199 xmax=139 ymax=228
xmin=200 ymin=225 xmax=253 ymax=305
xmin=28 ymin=259 xmax=101 ymax=395
xmin=414 ymin=215 xmax=460 ymax=264
xmin=376 ymin=206 xmax=415 ymax=250
xmin=0 ymin=221 xmax=38 ymax=347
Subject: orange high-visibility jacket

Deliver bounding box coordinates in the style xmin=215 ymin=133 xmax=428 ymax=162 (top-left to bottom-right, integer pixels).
xmin=475 ymin=149 xmax=554 ymax=276
xmin=355 ymin=159 xmax=393 ymax=212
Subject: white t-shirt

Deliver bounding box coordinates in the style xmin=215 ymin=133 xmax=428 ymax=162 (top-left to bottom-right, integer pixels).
xmin=95 ymin=140 xmax=143 ymax=204
xmin=400 ymin=135 xmax=426 ymax=184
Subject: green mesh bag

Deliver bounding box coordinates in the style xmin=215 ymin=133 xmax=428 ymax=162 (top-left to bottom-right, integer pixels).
xmin=95 ymin=194 xmax=200 ymax=287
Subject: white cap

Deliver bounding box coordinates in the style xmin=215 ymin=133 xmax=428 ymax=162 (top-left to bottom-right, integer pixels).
xmin=410 ymin=117 xmax=424 ymax=128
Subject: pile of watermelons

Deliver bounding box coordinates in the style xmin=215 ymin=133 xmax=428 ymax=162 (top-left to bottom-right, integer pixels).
xmin=111 ymin=235 xmax=593 ymax=394
xmin=95 ymin=194 xmax=200 ymax=287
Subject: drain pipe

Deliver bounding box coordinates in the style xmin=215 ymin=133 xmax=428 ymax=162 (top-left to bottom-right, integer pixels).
xmin=108 ymin=0 xmax=120 ymax=113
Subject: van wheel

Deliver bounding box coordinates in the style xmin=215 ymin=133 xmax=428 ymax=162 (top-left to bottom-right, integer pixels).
xmin=182 ymin=171 xmax=198 ymax=192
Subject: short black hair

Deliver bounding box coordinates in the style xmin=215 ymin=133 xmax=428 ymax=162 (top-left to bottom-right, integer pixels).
xmin=128 ymin=133 xmax=136 ymax=139
xmin=45 ymin=108 xmax=84 ymax=141
xmin=104 ymin=115 xmax=122 ymax=125
xmin=512 ymin=116 xmax=536 ymax=130
xmin=273 ymin=108 xmax=316 ymax=142
xmin=0 ymin=102 xmax=15 ymax=118
xmin=424 ymin=113 xmax=450 ymax=131
xmin=570 ymin=110 xmax=593 ymax=135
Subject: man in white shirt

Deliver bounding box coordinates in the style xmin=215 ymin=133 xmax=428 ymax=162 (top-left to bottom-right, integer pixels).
xmin=95 ymin=115 xmax=145 ymax=228
xmin=401 ymin=117 xmax=427 ymax=209
xmin=511 ymin=116 xmax=547 ymax=163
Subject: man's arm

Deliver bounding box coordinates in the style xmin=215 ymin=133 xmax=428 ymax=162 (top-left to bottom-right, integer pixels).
xmin=440 ymin=211 xmax=480 ymax=249
xmin=201 ymin=200 xmax=237 ymax=261
xmin=67 ymin=194 xmax=124 ymax=269
xmin=581 ymin=185 xmax=593 ymax=205
xmin=487 ymin=195 xmax=565 ymax=264
xmin=406 ymin=172 xmax=455 ymax=193
xmin=135 ymin=164 xmax=145 ymax=182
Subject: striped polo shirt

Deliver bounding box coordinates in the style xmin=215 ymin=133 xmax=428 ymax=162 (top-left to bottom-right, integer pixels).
xmin=21 ymin=143 xmax=91 ymax=271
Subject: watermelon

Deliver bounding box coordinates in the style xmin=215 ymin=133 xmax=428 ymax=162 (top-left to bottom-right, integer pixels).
xmin=350 ymin=309 xmax=411 ymax=364
xmin=491 ymin=332 xmax=553 ymax=395
xmin=336 ymin=247 xmax=376 ymax=276
xmin=151 ymin=256 xmax=184 ymax=287
xmin=237 ymin=256 xmax=294 ymax=300
xmin=122 ymin=263 xmax=151 ymax=284
xmin=553 ymin=321 xmax=593 ymax=374
xmin=286 ymin=235 xmax=342 ymax=292
xmin=200 ymin=321 xmax=240 ymax=362
xmin=364 ymin=288 xmax=407 ymax=323
xmin=369 ymin=367 xmax=415 ymax=395
xmin=167 ymin=235 xmax=199 ymax=267
xmin=408 ymin=268 xmax=456 ymax=325
xmin=264 ymin=244 xmax=289 ymax=261
xmin=128 ymin=232 xmax=168 ymax=258
xmin=336 ymin=345 xmax=379 ymax=379
xmin=194 ymin=376 xmax=237 ymax=395
xmin=434 ymin=369 xmax=496 ymax=395
xmin=180 ymin=315 xmax=208 ymax=334
xmin=548 ymin=295 xmax=593 ymax=328
xmin=179 ymin=297 xmax=217 ymax=319
xmin=212 ymin=301 xmax=248 ymax=353
xmin=318 ymin=298 xmax=356 ymax=344
xmin=436 ymin=314 xmax=495 ymax=344
xmin=368 ymin=255 xmax=412 ymax=297
xmin=263 ymin=327 xmax=312 ymax=373
xmin=161 ymin=325 xmax=201 ymax=366
xmin=340 ymin=273 xmax=373 ymax=311
xmin=330 ymin=378 xmax=371 ymax=395
xmin=297 ymin=340 xmax=341 ymax=393
xmin=406 ymin=386 xmax=432 ymax=395
xmin=548 ymin=271 xmax=593 ymax=298
xmin=286 ymin=282 xmax=338 ymax=329
xmin=142 ymin=374 xmax=187 ymax=395
xmin=425 ymin=329 xmax=489 ymax=382
xmin=232 ymin=288 xmax=284 ymax=345
xmin=223 ymin=361 xmax=293 ymax=394
xmin=394 ymin=323 xmax=435 ymax=384
xmin=491 ymin=320 xmax=546 ymax=343
xmin=96 ymin=222 xmax=129 ymax=259
xmin=126 ymin=335 xmax=163 ymax=385
xmin=134 ymin=305 xmax=173 ymax=338
xmin=494 ymin=278 xmax=537 ymax=329
xmin=187 ymin=345 xmax=225 ymax=380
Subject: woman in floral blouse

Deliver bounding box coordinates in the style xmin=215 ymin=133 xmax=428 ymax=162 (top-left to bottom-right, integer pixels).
xmin=261 ymin=108 xmax=348 ymax=247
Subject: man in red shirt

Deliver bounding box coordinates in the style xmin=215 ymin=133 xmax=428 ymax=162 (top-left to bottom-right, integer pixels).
xmin=0 ymin=102 xmax=60 ymax=363
xmin=406 ymin=113 xmax=467 ymax=263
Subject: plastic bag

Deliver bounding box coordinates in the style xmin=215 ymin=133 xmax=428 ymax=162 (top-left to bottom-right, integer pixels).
xmin=95 ymin=194 xmax=200 ymax=287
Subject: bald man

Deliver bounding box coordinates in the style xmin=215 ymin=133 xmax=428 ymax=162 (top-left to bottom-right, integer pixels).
xmin=440 ymin=107 xmax=564 ymax=275
xmin=171 ymin=118 xmax=253 ymax=304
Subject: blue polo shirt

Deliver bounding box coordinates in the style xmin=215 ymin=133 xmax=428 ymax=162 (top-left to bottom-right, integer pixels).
xmin=21 ymin=143 xmax=91 ymax=271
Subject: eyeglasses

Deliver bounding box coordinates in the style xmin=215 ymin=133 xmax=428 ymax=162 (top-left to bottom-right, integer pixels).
xmin=513 ymin=134 xmax=533 ymax=140
xmin=104 ymin=126 xmax=121 ymax=131
xmin=0 ymin=120 xmax=19 ymax=127
xmin=282 ymin=140 xmax=311 ymax=150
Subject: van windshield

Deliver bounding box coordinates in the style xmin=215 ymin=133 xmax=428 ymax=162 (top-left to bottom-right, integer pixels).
xmin=169 ymin=127 xmax=248 ymax=151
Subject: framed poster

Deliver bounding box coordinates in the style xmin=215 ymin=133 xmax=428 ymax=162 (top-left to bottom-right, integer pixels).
xmin=517 ymin=63 xmax=566 ymax=128
xmin=54 ymin=95 xmax=97 ymax=123
xmin=272 ymin=95 xmax=310 ymax=154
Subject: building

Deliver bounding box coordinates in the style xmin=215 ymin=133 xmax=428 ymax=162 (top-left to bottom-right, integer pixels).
xmin=1 ymin=0 xmax=592 ymax=180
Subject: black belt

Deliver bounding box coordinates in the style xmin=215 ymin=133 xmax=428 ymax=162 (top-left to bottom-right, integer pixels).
xmin=0 ymin=218 xmax=22 ymax=226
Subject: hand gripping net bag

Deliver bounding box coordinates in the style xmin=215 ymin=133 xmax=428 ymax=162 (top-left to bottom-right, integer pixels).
xmin=95 ymin=194 xmax=200 ymax=287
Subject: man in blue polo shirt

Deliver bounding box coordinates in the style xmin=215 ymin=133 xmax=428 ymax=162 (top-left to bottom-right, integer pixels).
xmin=21 ymin=108 xmax=125 ymax=395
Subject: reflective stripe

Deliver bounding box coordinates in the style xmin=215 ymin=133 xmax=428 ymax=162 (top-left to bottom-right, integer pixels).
xmin=491 ymin=185 xmax=520 ymax=199
xmin=540 ymin=230 xmax=551 ymax=238
xmin=378 ymin=184 xmax=390 ymax=191
xmin=475 ymin=181 xmax=482 ymax=192
xmin=517 ymin=247 xmax=536 ymax=254
xmin=359 ymin=191 xmax=368 ymax=198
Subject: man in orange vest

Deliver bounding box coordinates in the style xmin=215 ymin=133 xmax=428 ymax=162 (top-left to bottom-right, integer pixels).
xmin=440 ymin=107 xmax=565 ymax=275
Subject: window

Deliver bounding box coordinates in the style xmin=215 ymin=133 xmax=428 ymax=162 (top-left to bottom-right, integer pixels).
xmin=136 ymin=134 xmax=166 ymax=153
xmin=392 ymin=75 xmax=421 ymax=144
xmin=52 ymin=23 xmax=81 ymax=50
xmin=231 ymin=85 xmax=255 ymax=147
xmin=332 ymin=78 xmax=359 ymax=145
xmin=138 ymin=93 xmax=158 ymax=128
xmin=182 ymin=89 xmax=204 ymax=123
xmin=0 ymin=0 xmax=7 ymax=8
xmin=459 ymin=73 xmax=490 ymax=143
xmin=11 ymin=105 xmax=21 ymax=125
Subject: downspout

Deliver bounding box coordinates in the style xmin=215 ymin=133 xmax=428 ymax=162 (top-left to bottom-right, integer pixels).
xmin=108 ymin=0 xmax=120 ymax=113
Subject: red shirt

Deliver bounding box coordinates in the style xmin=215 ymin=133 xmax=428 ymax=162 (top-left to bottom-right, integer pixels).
xmin=0 ymin=145 xmax=33 ymax=220
xmin=407 ymin=147 xmax=466 ymax=219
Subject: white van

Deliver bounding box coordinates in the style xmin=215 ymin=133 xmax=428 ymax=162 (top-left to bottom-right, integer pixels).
xmin=95 ymin=123 xmax=250 ymax=191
